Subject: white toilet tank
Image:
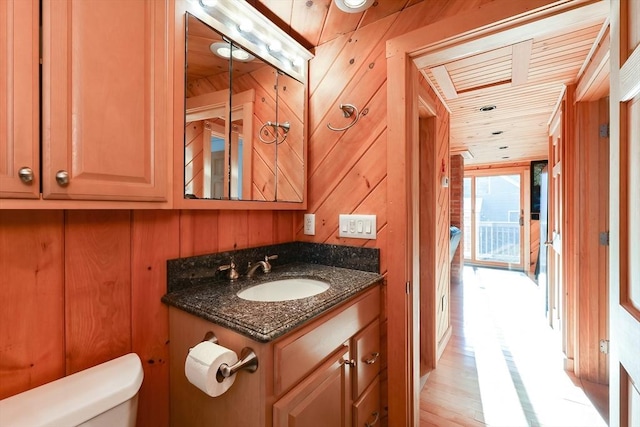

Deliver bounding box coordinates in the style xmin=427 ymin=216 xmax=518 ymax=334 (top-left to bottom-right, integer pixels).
xmin=0 ymin=353 xmax=144 ymax=427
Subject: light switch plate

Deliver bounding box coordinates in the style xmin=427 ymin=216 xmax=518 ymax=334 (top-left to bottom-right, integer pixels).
xmin=339 ymin=214 xmax=376 ymax=239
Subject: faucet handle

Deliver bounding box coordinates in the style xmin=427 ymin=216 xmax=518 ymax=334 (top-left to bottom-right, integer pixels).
xmin=261 ymin=254 xmax=278 ymax=273
xmin=217 ymin=261 xmax=239 ymax=280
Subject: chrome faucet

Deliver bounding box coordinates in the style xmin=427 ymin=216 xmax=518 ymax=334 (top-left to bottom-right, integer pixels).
xmin=246 ymin=255 xmax=278 ymax=278
xmin=217 ymin=260 xmax=239 ymax=280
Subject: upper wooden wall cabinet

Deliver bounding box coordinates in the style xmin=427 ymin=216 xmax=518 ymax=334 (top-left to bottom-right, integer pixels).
xmin=1 ymin=0 xmax=172 ymax=208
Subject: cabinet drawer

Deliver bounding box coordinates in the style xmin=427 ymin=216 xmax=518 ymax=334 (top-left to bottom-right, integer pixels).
xmin=353 ymin=377 xmax=380 ymax=427
xmin=274 ymin=285 xmax=380 ymax=396
xmin=353 ymin=318 xmax=380 ymax=397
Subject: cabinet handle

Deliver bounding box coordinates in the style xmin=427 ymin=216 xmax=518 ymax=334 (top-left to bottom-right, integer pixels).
xmin=365 ymin=411 xmax=379 ymax=427
xmin=364 ymin=352 xmax=380 ymax=365
xmin=55 ymin=170 xmax=69 ymax=187
xmin=340 ymin=358 xmax=356 ymax=367
xmin=18 ymin=167 xmax=34 ymax=184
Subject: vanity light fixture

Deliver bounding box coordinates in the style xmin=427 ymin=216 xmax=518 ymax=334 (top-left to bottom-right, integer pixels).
xmin=193 ymin=0 xmax=313 ymax=82
xmin=334 ymin=0 xmax=375 ymax=13
xmin=268 ymin=39 xmax=282 ymax=53
xmin=238 ymin=19 xmax=253 ymax=34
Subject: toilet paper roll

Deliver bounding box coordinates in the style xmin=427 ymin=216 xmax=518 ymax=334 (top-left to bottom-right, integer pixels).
xmin=185 ymin=341 xmax=238 ymax=397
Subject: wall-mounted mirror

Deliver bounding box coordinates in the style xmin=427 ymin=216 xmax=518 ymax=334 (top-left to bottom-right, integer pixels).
xmin=183 ymin=3 xmax=311 ymax=204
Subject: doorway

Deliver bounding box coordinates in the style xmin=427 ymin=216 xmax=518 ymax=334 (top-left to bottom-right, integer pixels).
xmin=464 ymin=170 xmax=525 ymax=270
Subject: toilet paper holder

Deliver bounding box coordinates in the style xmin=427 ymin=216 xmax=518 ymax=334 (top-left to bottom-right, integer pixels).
xmin=201 ymin=332 xmax=259 ymax=382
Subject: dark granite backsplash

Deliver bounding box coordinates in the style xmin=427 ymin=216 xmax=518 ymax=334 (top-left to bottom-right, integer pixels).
xmin=167 ymin=242 xmax=380 ymax=293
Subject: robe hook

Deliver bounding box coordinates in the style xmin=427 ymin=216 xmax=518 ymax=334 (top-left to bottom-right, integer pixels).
xmin=259 ymin=121 xmax=290 ymax=144
xmin=327 ymin=103 xmax=360 ymax=132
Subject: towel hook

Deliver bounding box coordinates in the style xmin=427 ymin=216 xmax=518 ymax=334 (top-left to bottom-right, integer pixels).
xmin=259 ymin=121 xmax=290 ymax=144
xmin=327 ymin=103 xmax=360 ymax=132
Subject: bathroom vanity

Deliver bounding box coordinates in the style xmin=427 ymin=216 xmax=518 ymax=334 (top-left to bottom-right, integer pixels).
xmin=163 ymin=243 xmax=383 ymax=427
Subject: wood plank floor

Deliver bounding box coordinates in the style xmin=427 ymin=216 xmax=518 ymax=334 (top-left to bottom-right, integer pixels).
xmin=420 ymin=267 xmax=609 ymax=427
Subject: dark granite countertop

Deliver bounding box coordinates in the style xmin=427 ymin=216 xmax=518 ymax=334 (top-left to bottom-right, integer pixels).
xmin=161 ymin=262 xmax=383 ymax=342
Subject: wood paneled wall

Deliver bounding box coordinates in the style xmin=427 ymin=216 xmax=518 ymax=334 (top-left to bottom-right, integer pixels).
xmin=0 ymin=209 xmax=294 ymax=427
xmin=1 ymin=2 xmax=498 ymax=426
xmin=294 ymin=1 xmax=485 ymax=422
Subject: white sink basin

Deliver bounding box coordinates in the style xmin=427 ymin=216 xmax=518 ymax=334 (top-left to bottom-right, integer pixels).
xmin=237 ymin=278 xmax=330 ymax=302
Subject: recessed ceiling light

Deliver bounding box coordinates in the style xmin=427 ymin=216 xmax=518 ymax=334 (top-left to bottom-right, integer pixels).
xmin=334 ymin=0 xmax=375 ymax=13
xmin=499 ymin=146 xmax=509 ymax=150
xmin=480 ymin=105 xmax=496 ymax=112
xmin=492 ymin=130 xmax=504 ymax=135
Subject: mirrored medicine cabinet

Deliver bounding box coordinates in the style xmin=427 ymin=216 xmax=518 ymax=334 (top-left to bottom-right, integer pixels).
xmin=179 ymin=0 xmax=313 ymax=209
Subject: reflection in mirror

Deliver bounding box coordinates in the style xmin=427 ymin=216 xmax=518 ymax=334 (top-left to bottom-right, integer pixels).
xmin=184 ymin=12 xmax=306 ymax=203
xmin=184 ymin=13 xmax=230 ymax=199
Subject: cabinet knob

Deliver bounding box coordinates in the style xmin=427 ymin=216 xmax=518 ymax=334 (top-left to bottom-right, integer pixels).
xmin=18 ymin=167 xmax=34 ymax=184
xmin=55 ymin=170 xmax=69 ymax=187
xmin=364 ymin=352 xmax=380 ymax=365
xmin=365 ymin=411 xmax=380 ymax=427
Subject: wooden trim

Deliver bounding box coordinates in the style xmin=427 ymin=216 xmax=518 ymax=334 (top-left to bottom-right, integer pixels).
xmin=386 ymin=51 xmax=414 ymax=426
xmin=620 ymin=42 xmax=640 ymax=101
xmin=399 ymin=1 xmax=607 ymax=66
xmin=575 ymin=23 xmax=610 ymax=102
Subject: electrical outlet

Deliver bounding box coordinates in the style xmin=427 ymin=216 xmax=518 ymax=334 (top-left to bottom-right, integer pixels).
xmin=304 ymin=214 xmax=315 ymax=235
xmin=599 ymin=339 xmax=609 ymax=354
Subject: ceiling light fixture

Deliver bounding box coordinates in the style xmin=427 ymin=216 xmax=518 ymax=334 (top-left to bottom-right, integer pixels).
xmin=209 ymin=42 xmax=255 ymax=62
xmin=479 ymin=105 xmax=496 ymax=112
xmin=334 ymin=0 xmax=375 ymax=13
xmin=451 ymin=149 xmax=474 ymax=160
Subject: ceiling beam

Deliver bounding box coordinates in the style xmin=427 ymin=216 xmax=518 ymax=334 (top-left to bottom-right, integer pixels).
xmin=511 ymin=39 xmax=533 ymax=86
xmin=430 ymin=65 xmax=458 ymax=99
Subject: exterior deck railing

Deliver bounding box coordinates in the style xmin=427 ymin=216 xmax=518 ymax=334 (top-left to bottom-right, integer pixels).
xmin=464 ymin=221 xmax=520 ymax=263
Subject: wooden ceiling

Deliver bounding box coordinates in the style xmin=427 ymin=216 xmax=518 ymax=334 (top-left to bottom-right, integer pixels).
xmin=248 ymin=0 xmax=609 ymax=165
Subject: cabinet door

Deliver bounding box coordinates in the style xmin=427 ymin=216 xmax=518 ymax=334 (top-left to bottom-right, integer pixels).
xmin=353 ymin=319 xmax=380 ymax=398
xmin=0 ymin=0 xmax=39 ymax=199
xmin=353 ymin=377 xmax=380 ymax=427
xmin=274 ymin=345 xmax=352 ymax=427
xmin=41 ymin=0 xmax=170 ymax=201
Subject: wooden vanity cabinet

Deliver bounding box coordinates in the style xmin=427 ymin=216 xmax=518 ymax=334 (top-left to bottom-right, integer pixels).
xmin=1 ymin=0 xmax=171 ymax=206
xmin=168 ymin=284 xmax=381 ymax=427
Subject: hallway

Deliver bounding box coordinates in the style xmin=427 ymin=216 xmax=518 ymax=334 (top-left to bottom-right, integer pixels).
xmin=420 ymin=267 xmax=609 ymax=426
